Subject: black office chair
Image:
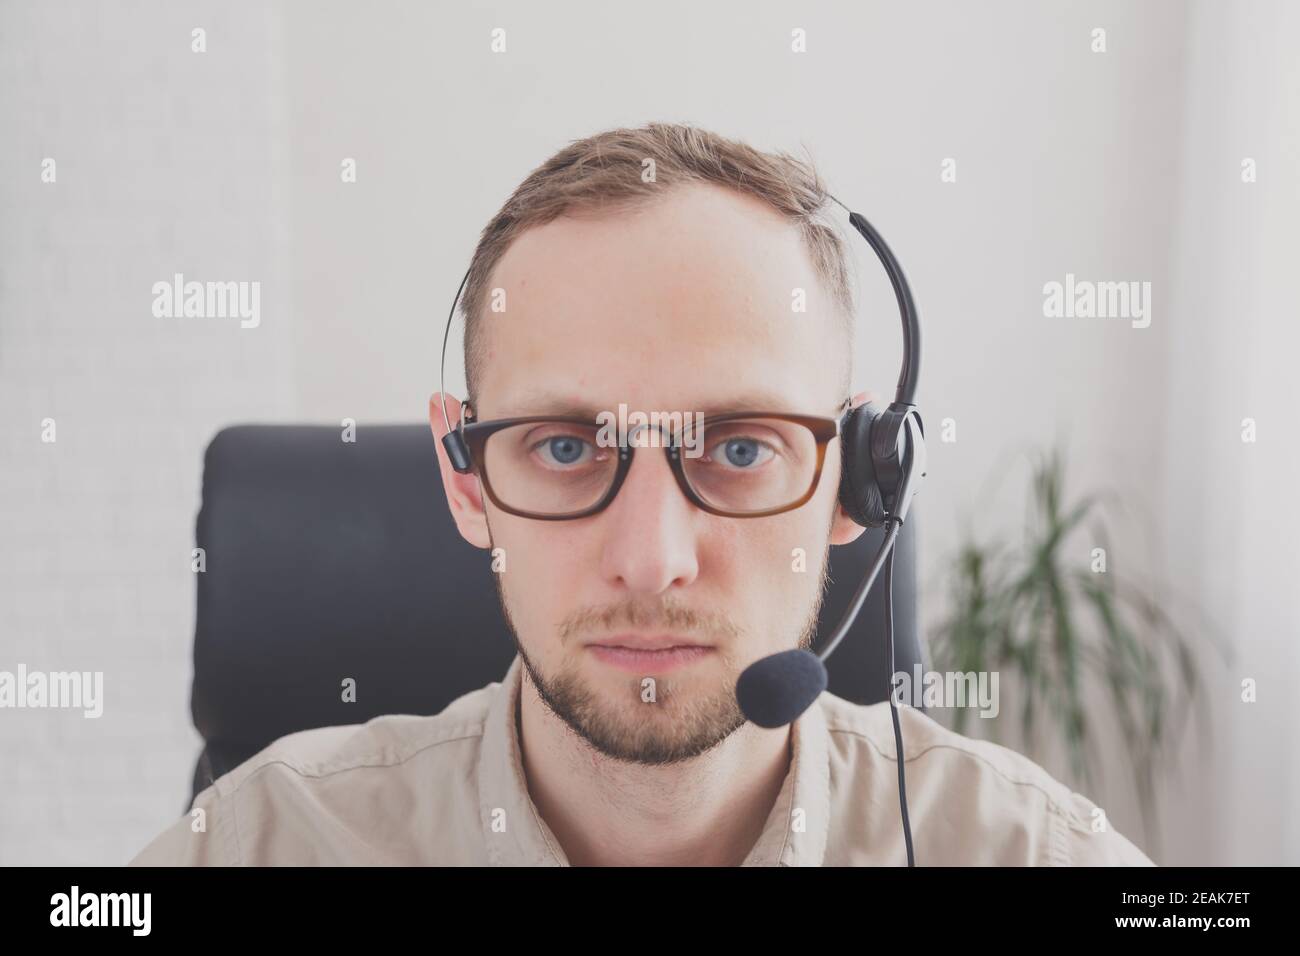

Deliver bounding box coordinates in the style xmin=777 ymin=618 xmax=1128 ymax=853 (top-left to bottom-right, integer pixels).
xmin=187 ymin=424 xmax=920 ymax=808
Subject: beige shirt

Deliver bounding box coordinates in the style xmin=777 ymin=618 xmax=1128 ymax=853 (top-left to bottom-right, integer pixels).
xmin=130 ymin=654 xmax=1153 ymax=866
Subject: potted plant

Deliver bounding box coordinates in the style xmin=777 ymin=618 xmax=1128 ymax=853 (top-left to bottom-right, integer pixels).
xmin=929 ymin=447 xmax=1228 ymax=843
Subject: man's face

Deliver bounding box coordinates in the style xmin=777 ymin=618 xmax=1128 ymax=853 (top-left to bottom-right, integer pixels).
xmin=436 ymin=183 xmax=865 ymax=764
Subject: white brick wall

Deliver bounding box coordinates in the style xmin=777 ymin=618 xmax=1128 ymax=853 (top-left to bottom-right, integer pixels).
xmin=0 ymin=1 xmax=293 ymax=865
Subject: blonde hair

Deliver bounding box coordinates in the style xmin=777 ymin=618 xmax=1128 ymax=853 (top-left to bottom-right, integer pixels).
xmin=460 ymin=122 xmax=854 ymax=406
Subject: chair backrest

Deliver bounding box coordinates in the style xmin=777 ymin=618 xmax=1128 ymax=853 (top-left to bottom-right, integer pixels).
xmin=188 ymin=424 xmax=920 ymax=806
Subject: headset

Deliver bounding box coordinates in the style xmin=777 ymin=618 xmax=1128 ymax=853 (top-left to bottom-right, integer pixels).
xmin=438 ymin=191 xmax=926 ymax=867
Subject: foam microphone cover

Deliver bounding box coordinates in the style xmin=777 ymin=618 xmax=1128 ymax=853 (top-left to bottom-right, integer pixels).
xmin=735 ymin=649 xmax=828 ymax=729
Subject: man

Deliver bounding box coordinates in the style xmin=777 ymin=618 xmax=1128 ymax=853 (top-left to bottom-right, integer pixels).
xmin=131 ymin=122 xmax=1152 ymax=866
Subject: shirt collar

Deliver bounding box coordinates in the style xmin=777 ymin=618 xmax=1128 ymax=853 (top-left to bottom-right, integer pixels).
xmin=477 ymin=653 xmax=830 ymax=866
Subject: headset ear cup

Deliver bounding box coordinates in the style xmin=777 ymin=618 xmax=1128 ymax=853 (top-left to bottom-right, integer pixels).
xmin=838 ymin=402 xmax=887 ymax=528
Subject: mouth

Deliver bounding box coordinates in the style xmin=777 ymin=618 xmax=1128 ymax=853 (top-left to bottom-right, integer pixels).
xmin=585 ymin=635 xmax=716 ymax=673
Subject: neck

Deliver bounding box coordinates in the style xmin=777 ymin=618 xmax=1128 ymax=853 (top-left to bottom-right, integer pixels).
xmin=517 ymin=670 xmax=792 ymax=867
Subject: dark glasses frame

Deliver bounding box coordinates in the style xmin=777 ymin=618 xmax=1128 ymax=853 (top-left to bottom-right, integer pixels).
xmin=456 ymin=399 xmax=850 ymax=521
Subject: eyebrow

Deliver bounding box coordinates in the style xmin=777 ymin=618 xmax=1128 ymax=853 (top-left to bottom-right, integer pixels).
xmin=489 ymin=389 xmax=816 ymax=420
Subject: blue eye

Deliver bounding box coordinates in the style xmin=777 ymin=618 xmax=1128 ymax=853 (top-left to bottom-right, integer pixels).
xmin=714 ymin=437 xmax=774 ymax=469
xmin=538 ymin=435 xmax=589 ymax=466
xmin=725 ymin=439 xmax=759 ymax=467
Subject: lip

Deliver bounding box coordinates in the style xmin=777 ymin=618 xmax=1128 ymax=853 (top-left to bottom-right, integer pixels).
xmin=587 ymin=633 xmax=710 ymax=651
xmin=584 ymin=635 xmax=715 ymax=674
xmin=586 ymin=644 xmax=715 ymax=673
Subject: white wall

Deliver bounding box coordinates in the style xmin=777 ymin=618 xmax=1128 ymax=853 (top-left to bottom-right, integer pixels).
xmin=1154 ymin=0 xmax=1300 ymax=866
xmin=1 ymin=0 xmax=1294 ymax=865
xmin=0 ymin=0 xmax=295 ymax=864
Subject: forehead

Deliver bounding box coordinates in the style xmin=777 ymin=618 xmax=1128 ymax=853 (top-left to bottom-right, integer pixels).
xmin=474 ymin=183 xmax=846 ymax=419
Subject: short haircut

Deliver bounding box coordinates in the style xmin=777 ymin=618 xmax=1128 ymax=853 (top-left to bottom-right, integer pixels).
xmin=459 ymin=121 xmax=855 ymax=408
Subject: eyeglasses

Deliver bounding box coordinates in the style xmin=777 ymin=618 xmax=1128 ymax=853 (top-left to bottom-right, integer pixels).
xmin=456 ymin=399 xmax=851 ymax=520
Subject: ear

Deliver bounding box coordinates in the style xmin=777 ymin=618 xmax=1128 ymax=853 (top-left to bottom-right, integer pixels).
xmin=829 ymin=390 xmax=876 ymax=546
xmin=428 ymin=392 xmax=492 ymax=550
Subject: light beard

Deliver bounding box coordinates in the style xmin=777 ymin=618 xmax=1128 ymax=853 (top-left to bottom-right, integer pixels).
xmin=519 ymin=647 xmax=748 ymax=764
xmin=489 ymin=538 xmax=833 ymax=767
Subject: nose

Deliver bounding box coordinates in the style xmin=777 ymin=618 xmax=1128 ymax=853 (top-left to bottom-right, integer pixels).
xmin=596 ymin=444 xmax=700 ymax=595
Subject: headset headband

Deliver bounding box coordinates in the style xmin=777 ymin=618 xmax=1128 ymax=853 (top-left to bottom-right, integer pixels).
xmin=438 ymin=191 xmax=921 ymax=428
